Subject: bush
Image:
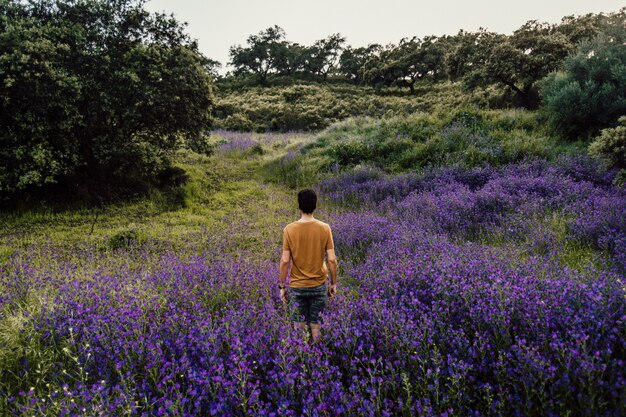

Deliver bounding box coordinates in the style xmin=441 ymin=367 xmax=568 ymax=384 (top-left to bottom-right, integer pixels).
xmin=108 ymin=228 xmax=142 ymax=250
xmin=222 ymin=114 xmax=259 ymax=131
xmin=183 ymin=135 xmax=214 ymax=156
xmin=540 ymin=28 xmax=626 ymax=140
xmin=213 ymin=82 xmax=503 ymax=132
xmin=588 ymin=116 xmax=626 ymax=170
xmin=614 ymin=170 xmax=626 ymax=187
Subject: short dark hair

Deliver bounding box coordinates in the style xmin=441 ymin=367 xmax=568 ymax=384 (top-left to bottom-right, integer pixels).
xmin=298 ymin=189 xmax=317 ymax=214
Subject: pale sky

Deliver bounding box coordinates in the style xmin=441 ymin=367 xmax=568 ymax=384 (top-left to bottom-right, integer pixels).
xmin=144 ymin=0 xmax=624 ymax=74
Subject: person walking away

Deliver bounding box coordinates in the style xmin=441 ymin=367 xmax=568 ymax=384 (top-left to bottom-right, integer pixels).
xmin=279 ymin=189 xmax=338 ymax=342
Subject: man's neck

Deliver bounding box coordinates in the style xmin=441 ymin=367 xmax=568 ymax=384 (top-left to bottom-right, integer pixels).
xmin=299 ymin=213 xmax=315 ymax=222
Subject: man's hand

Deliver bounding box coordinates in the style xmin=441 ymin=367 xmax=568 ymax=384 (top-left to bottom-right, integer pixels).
xmin=328 ymin=284 xmax=337 ymax=299
xmin=279 ymin=288 xmax=289 ymax=305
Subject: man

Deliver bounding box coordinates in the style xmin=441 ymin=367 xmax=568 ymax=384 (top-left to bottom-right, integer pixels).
xmin=279 ymin=189 xmax=338 ymax=342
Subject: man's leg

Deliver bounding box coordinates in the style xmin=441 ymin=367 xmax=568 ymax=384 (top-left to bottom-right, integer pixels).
xmin=308 ymin=284 xmax=328 ymax=343
xmin=309 ymin=323 xmax=321 ymax=342
xmin=288 ymin=287 xmax=309 ymax=334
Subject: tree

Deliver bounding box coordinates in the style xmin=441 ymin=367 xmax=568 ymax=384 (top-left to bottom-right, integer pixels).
xmin=446 ymin=29 xmax=492 ymax=80
xmin=362 ymin=36 xmax=446 ymax=94
xmin=540 ymin=24 xmax=626 ymax=140
xmin=304 ymin=33 xmax=346 ymax=80
xmin=589 ymin=116 xmax=626 ymax=170
xmin=360 ymin=44 xmax=394 ymax=89
xmin=273 ymin=42 xmax=307 ymax=76
xmin=339 ymin=44 xmax=381 ymax=83
xmin=556 ymin=8 xmax=625 ymax=45
xmin=228 ymin=25 xmax=287 ymax=84
xmin=464 ymin=22 xmax=572 ymax=108
xmin=205 ymin=58 xmax=222 ymax=78
xmin=0 ymin=0 xmax=214 ymax=201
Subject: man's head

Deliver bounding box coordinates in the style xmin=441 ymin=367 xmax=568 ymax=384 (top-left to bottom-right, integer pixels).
xmin=298 ymin=189 xmax=317 ymax=214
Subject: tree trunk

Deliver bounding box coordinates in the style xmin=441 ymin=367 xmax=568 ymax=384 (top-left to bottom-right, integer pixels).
xmin=497 ymin=76 xmax=533 ymax=109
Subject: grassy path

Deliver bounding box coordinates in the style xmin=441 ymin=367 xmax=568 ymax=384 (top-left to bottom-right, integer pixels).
xmin=0 ymin=133 xmax=315 ymax=263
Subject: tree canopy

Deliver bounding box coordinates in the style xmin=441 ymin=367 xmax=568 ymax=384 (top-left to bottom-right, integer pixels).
xmin=224 ymin=9 xmax=624 ymax=112
xmin=229 ymin=26 xmax=347 ymax=82
xmin=229 ymin=25 xmax=287 ymax=84
xmin=460 ymin=23 xmax=573 ymax=109
xmin=0 ymin=0 xmax=214 ymax=202
xmin=339 ymin=44 xmax=381 ymax=84
xmin=361 ymin=36 xmax=447 ymax=94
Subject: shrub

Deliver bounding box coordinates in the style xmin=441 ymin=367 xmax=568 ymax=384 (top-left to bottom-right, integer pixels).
xmin=212 ymin=82 xmax=503 ymax=132
xmin=108 ymin=228 xmax=142 ymax=250
xmin=614 ymin=169 xmax=626 ymax=187
xmin=540 ymin=28 xmax=626 ymax=140
xmin=221 ymin=114 xmax=259 ymax=132
xmin=183 ymin=135 xmax=214 ymax=156
xmin=267 ymin=109 xmax=568 ymax=190
xmin=588 ymin=116 xmax=626 ymax=170
xmin=318 ymin=110 xmax=554 ymax=171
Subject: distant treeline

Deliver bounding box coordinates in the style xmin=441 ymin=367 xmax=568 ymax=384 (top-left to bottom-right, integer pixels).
xmin=223 ymin=9 xmax=625 ymax=109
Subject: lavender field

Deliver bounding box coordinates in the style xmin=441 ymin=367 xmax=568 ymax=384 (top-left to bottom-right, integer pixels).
xmin=1 ymin=130 xmax=625 ymax=416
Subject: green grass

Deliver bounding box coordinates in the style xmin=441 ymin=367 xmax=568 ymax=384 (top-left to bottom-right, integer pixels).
xmin=453 ymin=207 xmax=604 ymax=279
xmin=262 ymin=108 xmax=572 ymax=189
xmin=213 ymin=81 xmax=506 ymax=132
xmin=0 ymin=140 xmax=307 ymax=260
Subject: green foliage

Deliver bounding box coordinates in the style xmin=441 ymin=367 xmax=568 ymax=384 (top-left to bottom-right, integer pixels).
xmin=213 ymin=82 xmax=503 ymax=132
xmin=228 ymin=26 xmax=346 ymax=83
xmin=266 ymin=150 xmax=332 ymax=189
xmin=0 ymin=146 xmax=297 ymax=258
xmin=588 ymin=116 xmax=626 ymax=170
xmin=182 ymin=134 xmax=214 ymax=156
xmin=0 ymin=0 xmax=214 ymax=201
xmin=0 ymin=245 xmax=14 ymax=266
xmin=361 ymin=36 xmax=447 ymax=94
xmin=462 ymin=23 xmax=573 ymax=109
xmin=556 ymin=12 xmax=607 ymax=45
xmin=305 ymin=33 xmax=346 ymax=80
xmin=0 ymin=0 xmax=83 ymax=194
xmin=108 ymin=227 xmax=142 ymax=250
xmin=613 ymin=169 xmax=626 ymax=187
xmin=221 ymin=113 xmax=257 ymax=131
xmin=266 ymin=109 xmax=559 ymax=185
xmin=541 ymin=24 xmax=626 ymax=140
xmin=339 ymin=44 xmax=381 ymax=83
xmin=222 ymin=9 xmax=622 ymax=106
xmin=229 ymin=25 xmax=288 ymax=84
xmin=0 ymin=299 xmax=85 ymax=412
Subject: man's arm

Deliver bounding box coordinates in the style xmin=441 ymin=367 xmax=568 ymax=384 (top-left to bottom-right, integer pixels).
xmin=326 ymin=248 xmax=338 ymax=298
xmin=279 ymin=250 xmax=291 ymax=287
xmin=279 ymin=250 xmax=291 ymax=304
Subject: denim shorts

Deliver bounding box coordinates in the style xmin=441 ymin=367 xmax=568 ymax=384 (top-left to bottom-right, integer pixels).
xmin=288 ymin=283 xmax=328 ymax=325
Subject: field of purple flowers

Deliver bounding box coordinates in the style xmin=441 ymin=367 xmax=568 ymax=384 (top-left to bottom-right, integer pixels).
xmin=1 ymin=132 xmax=625 ymax=416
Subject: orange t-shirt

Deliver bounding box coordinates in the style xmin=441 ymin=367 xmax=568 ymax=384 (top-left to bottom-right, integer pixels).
xmin=283 ymin=219 xmax=334 ymax=288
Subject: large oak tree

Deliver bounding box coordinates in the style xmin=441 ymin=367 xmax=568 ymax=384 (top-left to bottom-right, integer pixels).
xmin=462 ymin=22 xmax=573 ymax=109
xmin=0 ymin=0 xmax=215 ymax=201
